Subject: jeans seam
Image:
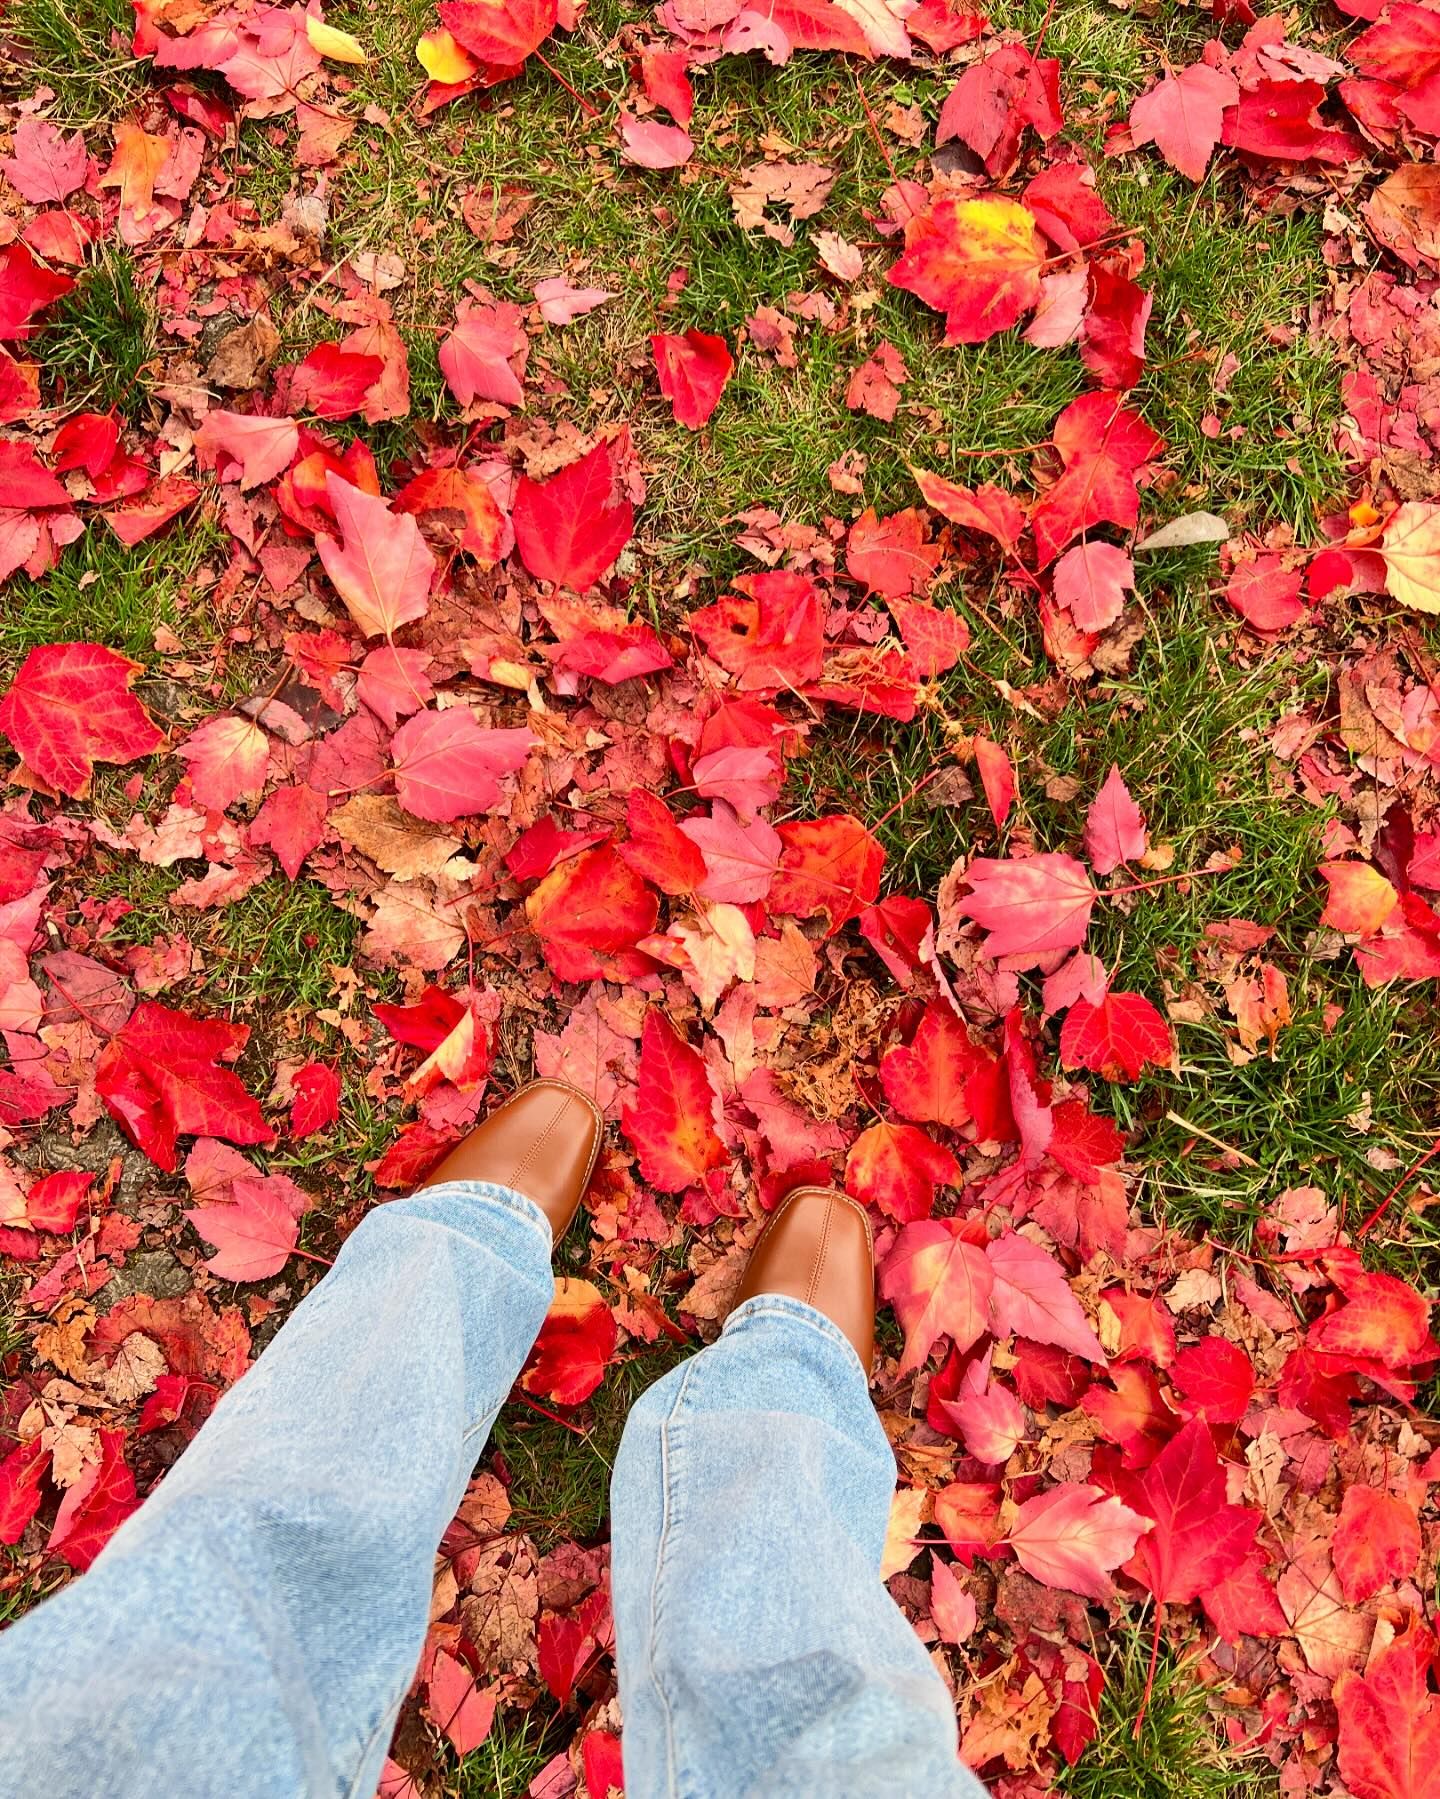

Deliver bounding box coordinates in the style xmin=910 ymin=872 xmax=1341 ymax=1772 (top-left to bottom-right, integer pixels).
xmin=649 ymin=1352 xmax=702 ymax=1798
xmin=348 ymin=1685 xmax=408 ymax=1799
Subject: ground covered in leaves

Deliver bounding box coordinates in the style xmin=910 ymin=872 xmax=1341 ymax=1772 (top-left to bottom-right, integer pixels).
xmin=1 ymin=0 xmax=1440 ymax=1791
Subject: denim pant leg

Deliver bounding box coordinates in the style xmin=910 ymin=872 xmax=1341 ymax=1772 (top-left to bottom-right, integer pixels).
xmin=0 ymin=1182 xmax=553 ymax=1799
xmin=610 ymin=1294 xmax=983 ymax=1799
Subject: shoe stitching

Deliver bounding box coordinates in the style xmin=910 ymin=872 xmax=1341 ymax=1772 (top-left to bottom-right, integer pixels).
xmin=489 ymin=1079 xmax=605 ymax=1209
xmin=804 ymin=1194 xmax=833 ymax=1310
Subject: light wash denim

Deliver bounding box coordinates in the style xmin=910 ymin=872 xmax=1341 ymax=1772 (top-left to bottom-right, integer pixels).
xmin=0 ymin=1181 xmax=981 ymax=1799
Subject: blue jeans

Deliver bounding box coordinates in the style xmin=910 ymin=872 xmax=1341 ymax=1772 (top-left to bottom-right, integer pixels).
xmin=0 ymin=1183 xmax=980 ymax=1798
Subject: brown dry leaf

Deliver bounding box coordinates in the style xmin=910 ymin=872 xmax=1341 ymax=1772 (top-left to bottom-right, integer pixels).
xmin=207 ymin=315 xmax=281 ymax=390
xmin=729 ymin=162 xmax=835 ymax=246
xmin=103 ymin=1330 xmax=166 ymax=1405
xmin=1365 ymin=162 xmax=1440 ymax=271
xmin=682 ymin=1237 xmax=749 ymax=1322
xmin=460 ymin=1537 xmax=539 ymax=1672
xmin=33 ymin=1296 xmax=97 ymax=1382
xmin=331 ymin=795 xmax=463 ymax=880
xmin=959 ymin=1663 xmax=1055 ymax=1771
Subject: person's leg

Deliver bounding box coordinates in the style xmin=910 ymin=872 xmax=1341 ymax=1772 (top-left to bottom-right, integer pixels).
xmin=611 ymin=1190 xmax=984 ymax=1799
xmin=0 ymin=1081 xmax=601 ymax=1799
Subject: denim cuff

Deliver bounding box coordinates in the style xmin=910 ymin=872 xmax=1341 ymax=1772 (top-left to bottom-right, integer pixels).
xmin=397 ymin=1179 xmax=553 ymax=1249
xmin=721 ymin=1292 xmax=872 ymax=1387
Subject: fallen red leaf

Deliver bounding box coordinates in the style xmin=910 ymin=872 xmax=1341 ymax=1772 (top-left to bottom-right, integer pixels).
xmin=621 ymin=1011 xmax=727 ymax=1193
xmin=651 ymin=329 xmax=734 ymax=428
xmin=94 ymin=1000 xmax=274 ymax=1172
xmin=0 ymin=642 xmax=163 ymax=798
xmin=520 ymin=1277 xmax=618 ymax=1404
xmin=511 ymin=433 xmax=634 ymax=592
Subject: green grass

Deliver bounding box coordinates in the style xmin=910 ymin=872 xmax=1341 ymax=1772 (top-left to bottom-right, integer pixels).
xmin=82 ymin=862 xmax=363 ymax=1021
xmin=489 ymin=1336 xmax=689 ymax=1552
xmin=39 ymin=251 xmax=159 ymax=412
xmin=2 ymin=0 xmax=140 ymax=121
xmin=1058 ymin=1632 xmax=1268 ymax=1799
xmin=2 ymin=510 xmax=225 ymax=669
xmin=457 ymin=1707 xmax=573 ymax=1797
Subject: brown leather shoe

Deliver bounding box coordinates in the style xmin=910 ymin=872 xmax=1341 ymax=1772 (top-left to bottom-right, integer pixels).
xmin=417 ymin=1079 xmax=604 ymax=1243
xmin=731 ymin=1186 xmax=875 ymax=1371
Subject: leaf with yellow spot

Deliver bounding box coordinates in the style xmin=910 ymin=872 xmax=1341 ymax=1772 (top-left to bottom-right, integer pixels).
xmin=887 ymin=193 xmax=1046 ymax=346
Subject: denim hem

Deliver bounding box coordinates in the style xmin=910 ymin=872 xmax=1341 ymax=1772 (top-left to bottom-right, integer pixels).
xmin=721 ymin=1293 xmax=871 ymax=1386
xmin=414 ymin=1178 xmax=553 ymax=1247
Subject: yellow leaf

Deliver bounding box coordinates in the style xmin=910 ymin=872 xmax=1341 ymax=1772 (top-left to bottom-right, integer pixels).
xmin=1380 ymin=500 xmax=1440 ymax=613
xmin=416 ymin=28 xmax=477 ymax=82
xmin=305 ymin=15 xmax=367 ymax=62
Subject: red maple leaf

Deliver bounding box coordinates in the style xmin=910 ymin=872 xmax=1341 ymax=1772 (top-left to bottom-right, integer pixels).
xmin=844 ymin=1120 xmax=959 ymax=1223
xmin=887 ymin=192 xmax=1046 ymax=345
xmin=651 ymin=329 xmax=734 ymax=428
xmin=94 ymin=1000 xmax=274 ymax=1172
xmin=520 ymin=1278 xmax=619 ymax=1404
xmin=1084 ymin=765 xmax=1147 ymax=874
xmin=0 ymin=1437 xmax=50 ymax=1545
xmin=440 ymin=0 xmax=557 ymax=65
xmin=185 ymin=1176 xmax=301 ymax=1281
xmin=289 ymin=1062 xmax=342 ymax=1139
xmin=618 ymin=790 xmax=707 ymax=896
xmin=1335 ymin=1618 xmax=1440 ymax=1799
xmin=1331 ymin=1483 xmax=1421 ymax=1604
xmin=880 ymin=1217 xmax=995 ymax=1374
xmin=0 ymin=642 xmax=163 ymax=798
xmin=880 ymin=1002 xmax=991 ymax=1129
xmin=1059 ymin=991 xmax=1171 ymax=1081
xmin=770 ymin=814 xmax=884 ymax=934
xmin=316 ymin=476 xmax=436 ymax=641
xmin=512 ymin=432 xmax=634 ymax=592
xmin=1030 ymin=393 xmax=1165 ymax=567
xmin=46 ymin=1428 xmax=138 ymax=1571
xmin=525 ymin=845 xmax=659 ymax=982
xmin=621 ymin=1011 xmax=727 ymax=1193
xmin=1118 ymin=1417 xmax=1259 ymax=1603
xmin=690 ymin=571 xmax=825 ymax=692
xmin=389 ymin=708 xmax=535 ymax=822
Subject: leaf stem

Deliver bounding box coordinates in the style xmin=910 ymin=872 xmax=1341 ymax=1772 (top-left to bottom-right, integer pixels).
xmin=1106 ymin=865 xmax=1231 ymax=898
xmin=532 ymin=47 xmax=600 ymax=118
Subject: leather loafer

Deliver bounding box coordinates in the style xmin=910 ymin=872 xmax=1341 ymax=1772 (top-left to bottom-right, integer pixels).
xmin=731 ymin=1186 xmax=875 ymax=1371
xmin=417 ymin=1078 xmax=604 ymax=1243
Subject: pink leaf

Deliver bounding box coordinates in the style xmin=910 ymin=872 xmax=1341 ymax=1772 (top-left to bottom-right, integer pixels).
xmin=426 ymin=1649 xmax=498 ymax=1756
xmin=1084 ymin=765 xmax=1147 ymax=875
xmin=958 ymin=853 xmax=1097 ymax=966
xmin=316 ymin=476 xmax=436 ymax=640
xmin=1052 ymin=541 xmax=1134 ymax=632
xmin=618 ymin=113 xmax=695 ymax=167
xmin=1003 ymin=1481 xmax=1151 ymax=1599
xmin=185 ymin=1175 xmax=300 ymax=1280
xmin=177 ymin=714 xmax=269 ymax=812
xmin=194 ymin=411 xmax=299 ymax=489
xmin=438 ymin=299 xmax=528 ymax=408
xmin=930 ymin=1556 xmax=978 ymax=1643
xmin=390 ymin=708 xmax=536 ymax=822
xmin=985 ymin=1231 xmax=1107 ymax=1361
